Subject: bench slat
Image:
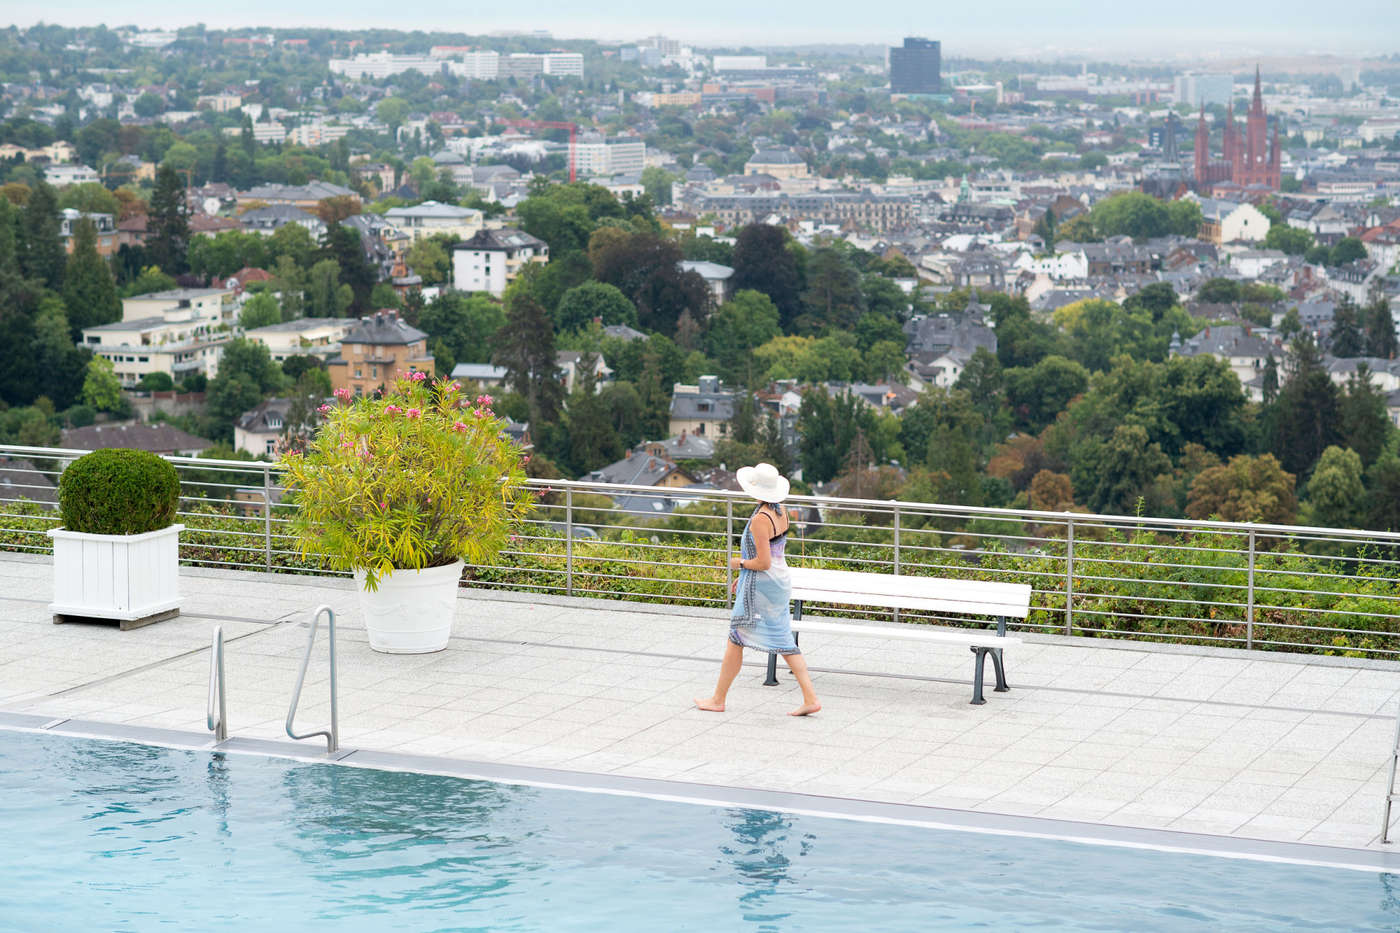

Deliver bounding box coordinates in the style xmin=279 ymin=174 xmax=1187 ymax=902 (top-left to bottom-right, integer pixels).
xmin=792 ymin=618 xmax=1021 ymax=647
xmin=787 ymin=567 xmax=1031 ymax=619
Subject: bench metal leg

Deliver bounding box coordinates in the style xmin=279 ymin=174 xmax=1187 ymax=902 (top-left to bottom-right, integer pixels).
xmin=763 ymin=652 xmax=779 ymax=686
xmin=970 ymin=647 xmax=988 ymax=705
xmin=990 ymin=647 xmax=1010 ymax=693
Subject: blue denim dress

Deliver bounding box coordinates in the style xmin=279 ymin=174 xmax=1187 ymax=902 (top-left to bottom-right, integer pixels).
xmin=729 ymin=506 xmax=800 ymax=655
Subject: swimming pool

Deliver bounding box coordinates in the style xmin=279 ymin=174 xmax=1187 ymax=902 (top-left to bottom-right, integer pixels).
xmin=1 ymin=729 xmax=1396 ymax=931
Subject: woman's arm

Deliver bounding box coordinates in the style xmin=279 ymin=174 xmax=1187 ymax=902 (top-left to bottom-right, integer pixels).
xmin=730 ymin=512 xmax=775 ymax=572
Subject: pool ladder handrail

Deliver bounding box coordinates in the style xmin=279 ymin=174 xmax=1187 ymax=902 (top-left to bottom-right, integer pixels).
xmin=1382 ymin=701 xmax=1400 ymax=843
xmin=286 ymin=605 xmax=339 ymax=754
xmin=207 ymin=625 xmax=228 ymax=742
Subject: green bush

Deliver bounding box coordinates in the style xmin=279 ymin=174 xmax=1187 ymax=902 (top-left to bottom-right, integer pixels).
xmin=58 ymin=448 xmax=180 ymax=535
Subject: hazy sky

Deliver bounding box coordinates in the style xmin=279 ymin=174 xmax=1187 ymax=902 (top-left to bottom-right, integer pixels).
xmin=13 ymin=1 xmax=1398 ymax=57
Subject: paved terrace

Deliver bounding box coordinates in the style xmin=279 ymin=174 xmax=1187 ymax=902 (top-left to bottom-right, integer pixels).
xmin=2 ymin=552 xmax=1398 ymax=852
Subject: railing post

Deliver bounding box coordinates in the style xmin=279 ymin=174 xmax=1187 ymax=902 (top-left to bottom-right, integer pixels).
xmin=263 ymin=464 xmax=273 ymax=571
xmin=725 ymin=498 xmax=735 ymax=596
xmin=892 ymin=503 xmax=901 ymax=624
xmin=565 ymin=487 xmax=574 ymax=597
xmin=1064 ymin=514 xmax=1075 ymax=636
xmin=1246 ymin=526 xmax=1256 ymax=650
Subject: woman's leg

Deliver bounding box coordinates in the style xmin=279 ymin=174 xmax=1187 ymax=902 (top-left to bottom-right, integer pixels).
xmin=695 ymin=640 xmax=744 ymax=712
xmin=781 ymin=652 xmax=821 ymax=716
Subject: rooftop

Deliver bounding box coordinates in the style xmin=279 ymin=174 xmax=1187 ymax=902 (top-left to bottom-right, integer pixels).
xmin=0 ymin=553 xmax=1395 ymax=854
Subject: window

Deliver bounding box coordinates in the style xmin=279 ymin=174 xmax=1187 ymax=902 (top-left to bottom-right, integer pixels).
xmin=355 ymin=368 xmax=362 ymax=378
xmin=265 ymin=439 xmax=277 ymax=455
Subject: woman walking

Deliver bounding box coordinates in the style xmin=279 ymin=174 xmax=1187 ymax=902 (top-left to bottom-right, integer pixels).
xmin=695 ymin=463 xmax=821 ymax=717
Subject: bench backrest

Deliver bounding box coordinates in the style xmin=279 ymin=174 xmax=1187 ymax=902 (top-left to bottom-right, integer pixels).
xmin=787 ymin=566 xmax=1032 ymax=620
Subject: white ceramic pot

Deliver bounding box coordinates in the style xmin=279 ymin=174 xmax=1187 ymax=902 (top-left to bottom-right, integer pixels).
xmin=353 ymin=560 xmax=464 ymax=653
xmin=48 ymin=524 xmax=184 ymax=627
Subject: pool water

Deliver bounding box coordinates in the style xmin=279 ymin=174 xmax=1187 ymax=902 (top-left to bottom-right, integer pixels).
xmin=1 ymin=730 xmax=1395 ymax=931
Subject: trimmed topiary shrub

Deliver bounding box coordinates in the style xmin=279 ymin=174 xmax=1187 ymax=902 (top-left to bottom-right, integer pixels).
xmin=58 ymin=448 xmax=180 ymax=535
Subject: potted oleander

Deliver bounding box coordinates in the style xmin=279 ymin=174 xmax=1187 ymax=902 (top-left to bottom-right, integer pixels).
xmin=282 ymin=374 xmax=530 ymax=653
xmin=49 ymin=448 xmax=184 ymax=629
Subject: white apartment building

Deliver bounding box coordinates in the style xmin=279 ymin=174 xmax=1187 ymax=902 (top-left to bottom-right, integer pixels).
xmin=286 ymin=122 xmax=350 ymax=147
xmin=1012 ymin=249 xmax=1089 ymax=280
xmin=1173 ymin=73 xmax=1233 ymax=107
xmin=83 ymin=289 xmax=239 ymax=386
xmin=243 ymin=318 xmax=357 ymax=363
xmin=444 ymin=51 xmax=501 ymax=79
xmin=451 ymin=228 xmax=549 ymax=296
xmin=541 ymin=52 xmax=584 ymax=77
xmin=222 ymin=122 xmax=286 ymax=144
xmin=384 ymin=201 xmax=484 ymax=242
xmin=329 ymin=53 xmax=442 ymax=80
xmin=713 ymin=55 xmax=766 ymax=71
xmin=44 ymin=164 xmax=100 ymax=187
xmin=574 ymin=135 xmax=646 ymax=177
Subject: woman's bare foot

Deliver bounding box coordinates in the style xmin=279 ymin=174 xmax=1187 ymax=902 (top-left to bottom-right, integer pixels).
xmin=694 ymin=697 xmax=726 ymax=712
xmin=788 ymin=701 xmax=821 ymax=717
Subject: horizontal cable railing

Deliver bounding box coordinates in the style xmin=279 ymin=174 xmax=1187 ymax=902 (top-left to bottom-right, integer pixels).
xmin=3 ymin=443 xmax=1400 ymax=656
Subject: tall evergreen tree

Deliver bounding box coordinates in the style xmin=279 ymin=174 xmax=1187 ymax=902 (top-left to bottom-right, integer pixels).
xmin=0 ymin=200 xmax=37 ymax=314
xmin=492 ymin=291 xmax=563 ymax=423
xmin=147 ymin=164 xmax=190 ymax=275
xmin=32 ymin=297 xmax=91 ymax=410
xmin=1270 ymin=337 xmax=1342 ymax=477
xmin=731 ymin=224 xmax=804 ymax=329
xmin=19 ymin=180 xmax=65 ymax=289
xmin=1329 ymin=296 xmax=1364 ymax=358
xmin=1365 ymin=292 xmax=1398 ymax=359
xmin=1339 ymin=365 xmax=1393 ymax=466
xmin=1261 ymin=354 xmax=1279 ymax=405
xmin=322 ymin=223 xmax=377 ymax=312
xmin=61 ymin=218 xmax=121 ymax=336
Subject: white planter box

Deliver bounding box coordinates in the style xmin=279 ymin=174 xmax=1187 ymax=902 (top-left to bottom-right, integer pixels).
xmin=353 ymin=560 xmax=463 ymax=653
xmin=48 ymin=525 xmax=184 ymax=627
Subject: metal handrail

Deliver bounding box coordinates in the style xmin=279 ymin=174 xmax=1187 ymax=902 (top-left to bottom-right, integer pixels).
xmin=1383 ymin=702 xmax=1400 ymax=844
xmin=206 ymin=625 xmax=227 ymax=742
xmin=286 ymin=605 xmax=339 ymax=753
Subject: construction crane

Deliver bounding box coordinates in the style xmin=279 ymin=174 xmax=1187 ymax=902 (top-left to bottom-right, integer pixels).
xmin=499 ymin=119 xmax=579 ymax=183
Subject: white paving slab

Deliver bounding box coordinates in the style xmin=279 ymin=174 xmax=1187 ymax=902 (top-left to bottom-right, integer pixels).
xmin=2 ymin=552 xmax=1399 ymax=852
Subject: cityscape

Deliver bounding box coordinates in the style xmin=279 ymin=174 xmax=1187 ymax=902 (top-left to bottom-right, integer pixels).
xmin=2 ymin=15 xmax=1400 ymax=928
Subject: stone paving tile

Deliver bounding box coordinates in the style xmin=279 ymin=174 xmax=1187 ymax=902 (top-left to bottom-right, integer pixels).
xmin=3 ymin=553 xmax=1400 ymax=852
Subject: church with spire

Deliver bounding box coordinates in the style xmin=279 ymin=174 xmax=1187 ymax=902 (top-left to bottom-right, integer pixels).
xmin=1193 ymin=67 xmax=1281 ymax=194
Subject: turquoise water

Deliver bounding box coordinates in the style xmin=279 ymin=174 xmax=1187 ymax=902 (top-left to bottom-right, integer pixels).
xmin=0 ymin=731 xmax=1396 ymax=931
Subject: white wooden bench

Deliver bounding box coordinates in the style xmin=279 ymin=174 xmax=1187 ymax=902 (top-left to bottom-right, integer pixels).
xmin=768 ymin=567 xmax=1031 ymax=705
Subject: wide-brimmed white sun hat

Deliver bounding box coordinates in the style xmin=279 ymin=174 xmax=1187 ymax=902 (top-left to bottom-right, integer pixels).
xmin=736 ymin=462 xmax=790 ymax=504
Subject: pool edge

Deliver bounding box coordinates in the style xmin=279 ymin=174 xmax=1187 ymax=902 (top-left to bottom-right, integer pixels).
xmin=3 ymin=711 xmax=1397 ymax=875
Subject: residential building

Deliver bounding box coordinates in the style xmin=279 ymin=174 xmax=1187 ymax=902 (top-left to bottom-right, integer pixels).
xmin=81 ymin=315 xmax=232 ymax=387
xmin=329 ymin=52 xmax=442 ymax=80
xmin=1196 ymin=198 xmax=1269 ymax=245
xmin=196 ymin=93 xmax=243 ymax=112
xmin=122 ymin=287 xmax=235 ymax=324
xmin=1172 ymin=324 xmax=1284 ymax=400
xmin=243 ymin=318 xmax=357 ymax=363
xmin=60 ymin=422 xmax=213 ymax=457
xmin=669 ymin=375 xmax=736 ymax=438
xmin=541 ymin=52 xmax=584 ymax=77
xmin=637 ymin=431 xmax=716 ymax=461
xmin=236 ymin=181 xmax=359 ymax=209
xmin=889 ymin=38 xmax=941 ymax=95
xmin=239 ymin=204 xmax=326 ymax=239
xmin=327 ymin=310 xmax=435 ymax=396
xmin=59 ymin=209 xmax=117 ymax=257
xmin=679 ymin=261 xmax=735 ymax=305
xmin=1174 ymin=73 xmax=1233 ymax=108
xmin=690 ymin=191 xmax=913 ymax=233
xmin=451 ymin=228 xmax=549 ymax=296
xmin=556 ymin=351 xmax=612 ymax=393
xmin=574 ymin=135 xmax=647 ymax=177
xmin=442 ymin=51 xmax=501 ymax=79
xmin=449 ymin=362 xmax=509 ymax=387
xmin=44 ymin=164 xmax=100 ymax=187
xmin=713 ymin=56 xmax=767 ymax=71
xmin=384 ymin=201 xmax=484 ymax=242
xmin=234 ymin=398 xmax=297 ymax=456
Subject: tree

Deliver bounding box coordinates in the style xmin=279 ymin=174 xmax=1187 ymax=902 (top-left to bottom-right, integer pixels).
xmin=0 ymin=307 xmax=38 ymax=405
xmin=61 ymin=218 xmax=121 ymax=335
xmin=554 ymin=282 xmax=637 ymax=333
xmin=1264 ymin=223 xmax=1313 ymax=255
xmin=797 ymin=388 xmax=873 ymax=484
xmin=405 ymin=239 xmax=450 ymax=285
xmin=266 ymin=222 xmax=317 ymax=268
xmin=1365 ymin=293 xmax=1398 ymax=359
xmin=704 ymin=290 xmax=781 ymax=385
xmin=238 ymin=292 xmax=282 ymax=330
xmin=1330 ymin=296 xmax=1365 ymax=358
xmin=80 ymin=356 xmax=125 ymax=413
xmin=1339 ymin=365 xmax=1393 ymax=466
xmin=1364 ymin=454 xmax=1400 ymax=532
xmin=419 ymin=292 xmax=506 ymax=371
xmin=1029 ymin=469 xmax=1076 ymax=511
xmin=564 ymin=357 xmax=623 ymax=474
xmin=32 ymin=297 xmax=90 ymax=410
xmin=188 ymin=230 xmax=269 ymax=279
xmin=732 ymin=224 xmax=804 ymax=329
xmin=592 ymin=232 xmax=708 ymax=336
xmin=1082 ymin=423 xmax=1172 ymax=514
xmin=207 ymin=338 xmax=284 ymax=429
xmin=58 ymin=182 xmax=120 ymax=218
xmin=1089 ymin=192 xmax=1170 ymax=241
xmin=1304 ymin=446 xmax=1365 ymax=528
xmin=321 ymin=224 xmax=377 ymax=311
xmin=20 ymin=180 xmax=65 ymax=288
xmin=801 ymin=245 xmax=865 ymax=331
xmin=1329 ymin=237 xmax=1367 ymax=266
xmin=1270 ymin=337 xmax=1342 ymax=477
xmin=1165 ymin=199 xmax=1203 ymax=237
xmin=1261 ymin=355 xmax=1279 ymax=404
xmin=375 ymin=97 xmax=410 ymax=133
xmin=147 ymin=164 xmax=190 ymax=275
xmin=306 ymin=259 xmax=353 ymax=317
xmin=1185 ymin=454 xmax=1297 ymax=523
xmin=133 ymin=91 xmax=165 ymax=117
xmin=121 ymin=265 xmax=177 ymax=298
xmin=492 ymin=290 xmax=563 ymax=423
xmin=1004 ymin=355 xmax=1089 ymax=432
xmin=640 ymin=166 xmax=675 ymax=206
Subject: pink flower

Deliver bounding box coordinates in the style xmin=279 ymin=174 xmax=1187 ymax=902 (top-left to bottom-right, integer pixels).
xmin=522 ymin=455 xmax=531 ymax=464
xmin=333 ymin=387 xmax=352 ymax=401
xmin=452 ymin=421 xmax=468 ymax=432
xmin=405 ymin=408 xmax=422 ymax=418
xmin=379 ymin=501 xmax=388 ymax=510
xmin=451 ymin=382 xmax=462 ymax=392
xmin=384 ymin=404 xmax=402 ymax=414
xmin=317 ymin=404 xmax=333 ymax=414
xmin=409 ymin=371 xmax=427 ymax=382
xmin=476 ymin=394 xmax=494 ymax=406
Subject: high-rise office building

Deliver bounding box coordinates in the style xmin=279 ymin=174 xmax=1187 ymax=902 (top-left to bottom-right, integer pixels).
xmin=889 ymin=37 xmax=941 ymax=95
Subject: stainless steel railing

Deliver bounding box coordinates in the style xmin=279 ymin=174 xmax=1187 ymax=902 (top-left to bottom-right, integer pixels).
xmin=3 ymin=443 xmax=1400 ymax=658
xmin=207 ymin=625 xmax=227 ymax=743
